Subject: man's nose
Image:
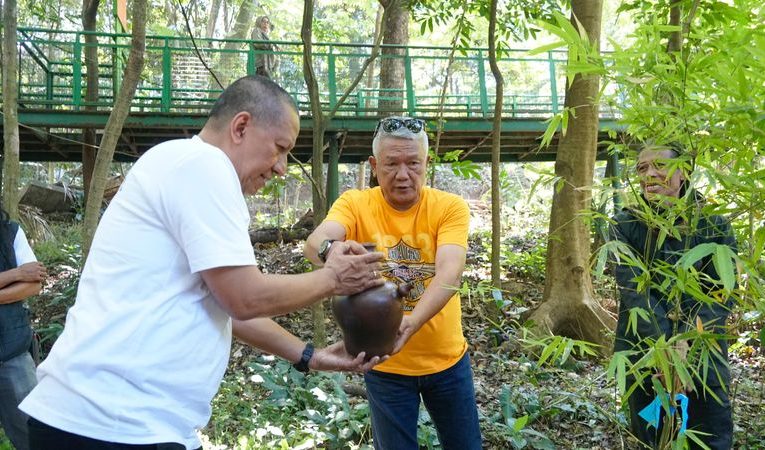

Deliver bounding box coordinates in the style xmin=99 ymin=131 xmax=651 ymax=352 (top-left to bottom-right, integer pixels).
xmin=394 ymin=164 xmax=409 ymax=179
xmin=273 ymin=154 xmax=288 ymax=176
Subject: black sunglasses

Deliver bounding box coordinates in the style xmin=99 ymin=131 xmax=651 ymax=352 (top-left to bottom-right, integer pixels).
xmin=374 ymin=118 xmax=426 ymax=136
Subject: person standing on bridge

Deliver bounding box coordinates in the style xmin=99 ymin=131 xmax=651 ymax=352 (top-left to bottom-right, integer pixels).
xmin=251 ymin=15 xmax=279 ymax=79
xmin=305 ymin=116 xmax=482 ymax=450
xmin=20 ymin=75 xmax=385 ymax=450
xmin=0 ymin=206 xmax=46 ymax=450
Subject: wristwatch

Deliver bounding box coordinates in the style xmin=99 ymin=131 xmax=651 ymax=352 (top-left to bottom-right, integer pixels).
xmin=317 ymin=239 xmax=336 ymax=263
xmin=293 ymin=343 xmax=314 ymax=373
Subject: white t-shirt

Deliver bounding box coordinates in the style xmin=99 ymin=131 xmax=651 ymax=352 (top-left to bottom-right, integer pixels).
xmin=13 ymin=227 xmax=37 ymax=266
xmin=20 ymin=136 xmax=256 ymax=449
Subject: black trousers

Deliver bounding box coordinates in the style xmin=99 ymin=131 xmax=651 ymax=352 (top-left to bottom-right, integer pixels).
xmin=28 ymin=417 xmax=201 ymax=450
xmin=627 ymin=381 xmax=732 ymax=450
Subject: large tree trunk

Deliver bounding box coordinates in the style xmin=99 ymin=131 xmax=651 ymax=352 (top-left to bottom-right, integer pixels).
xmin=301 ymin=0 xmax=328 ymax=348
xmin=378 ymin=0 xmax=408 ymax=115
xmin=206 ymin=0 xmax=224 ymax=38
xmin=1 ymin=0 xmax=21 ymax=219
xmin=81 ymin=0 xmax=100 ymax=204
xmin=487 ymin=0 xmax=502 ymax=290
xmin=528 ymin=0 xmax=615 ymax=350
xmin=212 ymin=0 xmax=257 ymax=89
xmin=82 ymin=0 xmax=147 ymax=260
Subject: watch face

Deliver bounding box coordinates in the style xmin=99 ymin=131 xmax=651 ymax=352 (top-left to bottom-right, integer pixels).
xmin=319 ymin=239 xmax=333 ymax=261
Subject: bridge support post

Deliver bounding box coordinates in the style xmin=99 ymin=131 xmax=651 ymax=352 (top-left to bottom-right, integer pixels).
xmin=326 ymin=132 xmax=340 ymax=208
xmin=404 ymin=49 xmax=415 ymax=116
xmin=477 ymin=50 xmax=489 ymax=118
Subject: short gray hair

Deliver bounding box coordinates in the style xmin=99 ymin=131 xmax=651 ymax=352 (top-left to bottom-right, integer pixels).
xmin=371 ymin=118 xmax=429 ymax=158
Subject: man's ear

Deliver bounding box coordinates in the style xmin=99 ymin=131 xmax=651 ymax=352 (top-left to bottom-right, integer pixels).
xmin=368 ymin=155 xmax=377 ymax=172
xmin=230 ymin=112 xmax=251 ymax=142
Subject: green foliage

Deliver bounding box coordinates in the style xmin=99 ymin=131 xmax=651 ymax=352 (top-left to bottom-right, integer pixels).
xmin=30 ymin=222 xmax=83 ymax=353
xmin=428 ymin=149 xmax=481 ymax=180
xmin=209 ymin=355 xmax=372 ymax=449
xmin=522 ymin=334 xmax=600 ymax=368
xmin=412 ymin=0 xmax=561 ymax=45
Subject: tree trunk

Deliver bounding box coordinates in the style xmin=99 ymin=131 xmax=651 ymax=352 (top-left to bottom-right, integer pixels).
xmin=378 ymin=0 xmax=408 ymax=115
xmin=487 ymin=0 xmax=503 ymax=290
xmin=82 ymin=0 xmax=147 ymax=260
xmin=206 ymin=0 xmax=223 ymax=38
xmin=667 ymin=1 xmax=682 ymax=53
xmin=301 ymin=0 xmax=328 ymax=348
xmin=364 ymin=6 xmax=383 ymax=113
xmin=1 ymin=0 xmax=21 ymax=219
xmin=528 ymin=0 xmax=616 ymax=351
xmin=82 ymin=0 xmax=100 ymax=204
xmin=212 ymin=0 xmax=257 ymax=89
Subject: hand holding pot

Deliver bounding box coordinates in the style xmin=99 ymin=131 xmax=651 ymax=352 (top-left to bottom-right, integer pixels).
xmin=391 ymin=314 xmax=423 ymax=354
xmin=310 ymin=341 xmax=387 ymax=373
xmin=323 ymin=241 xmax=384 ymax=296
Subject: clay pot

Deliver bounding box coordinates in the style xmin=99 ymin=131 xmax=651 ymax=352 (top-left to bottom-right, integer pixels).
xmin=332 ymin=282 xmax=411 ymax=358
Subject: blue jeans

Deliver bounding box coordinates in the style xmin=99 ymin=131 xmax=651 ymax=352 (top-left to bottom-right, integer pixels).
xmin=364 ymin=353 xmax=481 ymax=450
xmin=0 ymin=352 xmax=37 ymax=450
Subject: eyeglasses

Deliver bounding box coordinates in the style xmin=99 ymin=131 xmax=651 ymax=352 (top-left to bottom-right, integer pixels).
xmin=373 ymin=117 xmax=426 ymax=137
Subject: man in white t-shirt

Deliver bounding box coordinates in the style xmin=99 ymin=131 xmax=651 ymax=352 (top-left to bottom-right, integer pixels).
xmin=20 ymin=75 xmax=384 ymax=450
xmin=0 ymin=208 xmax=47 ymax=450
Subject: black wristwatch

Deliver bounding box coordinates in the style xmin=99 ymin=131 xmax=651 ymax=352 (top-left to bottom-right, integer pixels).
xmin=293 ymin=343 xmax=314 ymax=373
xmin=317 ymin=239 xmax=336 ymax=263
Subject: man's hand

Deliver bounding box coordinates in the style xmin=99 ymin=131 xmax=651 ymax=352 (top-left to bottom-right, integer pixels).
xmin=15 ymin=262 xmax=46 ymax=282
xmin=391 ymin=315 xmax=422 ymax=354
xmin=309 ymin=341 xmax=387 ymax=373
xmin=324 ymin=241 xmax=384 ymax=295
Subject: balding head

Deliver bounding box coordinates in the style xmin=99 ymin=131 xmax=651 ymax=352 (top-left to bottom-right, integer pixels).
xmin=205 ymin=75 xmax=297 ymax=132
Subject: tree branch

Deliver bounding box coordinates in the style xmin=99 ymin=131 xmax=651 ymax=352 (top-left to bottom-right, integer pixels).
xmin=327 ymin=0 xmax=395 ymax=119
xmin=177 ymin=0 xmax=223 ymax=89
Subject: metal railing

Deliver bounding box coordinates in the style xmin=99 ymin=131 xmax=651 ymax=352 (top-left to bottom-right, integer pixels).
xmin=11 ymin=27 xmax=579 ymax=119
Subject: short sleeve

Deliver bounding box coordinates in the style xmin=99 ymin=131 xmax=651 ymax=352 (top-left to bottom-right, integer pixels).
xmin=436 ymin=195 xmax=469 ymax=248
xmin=13 ymin=227 xmax=37 ymax=266
xmin=325 ymin=190 xmax=360 ymax=241
xmin=161 ymin=151 xmax=256 ymax=273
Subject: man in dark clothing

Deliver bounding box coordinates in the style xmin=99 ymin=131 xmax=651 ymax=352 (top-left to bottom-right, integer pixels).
xmin=610 ymin=144 xmax=736 ymax=450
xmin=0 ymin=207 xmax=46 ymax=450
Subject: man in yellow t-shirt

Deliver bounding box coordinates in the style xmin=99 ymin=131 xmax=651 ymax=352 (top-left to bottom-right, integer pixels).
xmin=305 ymin=116 xmax=481 ymax=450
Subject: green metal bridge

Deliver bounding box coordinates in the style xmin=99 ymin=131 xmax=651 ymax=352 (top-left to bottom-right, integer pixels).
xmin=2 ymin=28 xmax=621 ymax=164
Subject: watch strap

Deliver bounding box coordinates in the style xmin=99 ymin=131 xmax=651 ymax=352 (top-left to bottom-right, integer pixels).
xmin=293 ymin=343 xmax=314 ymax=373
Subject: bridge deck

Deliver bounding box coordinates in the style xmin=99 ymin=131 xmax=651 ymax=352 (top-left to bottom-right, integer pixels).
xmin=3 ymin=28 xmax=622 ymax=163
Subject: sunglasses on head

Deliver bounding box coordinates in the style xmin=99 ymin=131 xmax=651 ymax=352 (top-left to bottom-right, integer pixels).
xmin=374 ymin=117 xmax=425 ymax=136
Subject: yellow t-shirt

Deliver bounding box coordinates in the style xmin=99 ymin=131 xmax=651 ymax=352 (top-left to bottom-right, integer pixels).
xmin=325 ymin=186 xmax=469 ymax=376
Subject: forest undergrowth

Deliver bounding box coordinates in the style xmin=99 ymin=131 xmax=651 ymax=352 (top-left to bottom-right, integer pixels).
xmin=12 ymin=219 xmax=765 ymax=450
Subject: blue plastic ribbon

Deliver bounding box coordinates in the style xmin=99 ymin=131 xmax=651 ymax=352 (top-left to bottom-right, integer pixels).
xmin=638 ymin=393 xmax=690 ymax=434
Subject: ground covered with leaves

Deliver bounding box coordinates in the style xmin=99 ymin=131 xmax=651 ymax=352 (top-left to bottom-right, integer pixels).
xmin=196 ymin=239 xmax=765 ymax=450
xmin=15 ymin=220 xmax=765 ymax=449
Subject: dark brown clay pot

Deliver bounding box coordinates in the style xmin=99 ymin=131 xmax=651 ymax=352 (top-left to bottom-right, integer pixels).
xmin=331 ymin=282 xmax=411 ymax=358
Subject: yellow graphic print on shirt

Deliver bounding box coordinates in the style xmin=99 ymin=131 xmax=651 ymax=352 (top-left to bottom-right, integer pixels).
xmin=324 ymin=186 xmax=469 ymax=376
xmin=382 ymin=239 xmax=435 ymax=311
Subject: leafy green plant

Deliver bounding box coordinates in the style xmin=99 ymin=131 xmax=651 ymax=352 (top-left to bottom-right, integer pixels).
xmin=486 ymin=385 xmax=555 ymax=450
xmin=209 ymin=355 xmax=372 ymax=449
xmin=428 ymin=149 xmax=481 ymax=181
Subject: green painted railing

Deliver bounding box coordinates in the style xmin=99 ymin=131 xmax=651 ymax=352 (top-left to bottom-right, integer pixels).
xmin=12 ymin=27 xmax=579 ymax=119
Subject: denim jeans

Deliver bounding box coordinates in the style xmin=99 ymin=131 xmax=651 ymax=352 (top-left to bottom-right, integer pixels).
xmin=0 ymin=352 xmax=37 ymax=450
xmin=364 ymin=353 xmax=481 ymax=450
xmin=627 ymin=380 xmax=732 ymax=450
xmin=28 ymin=417 xmax=200 ymax=450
